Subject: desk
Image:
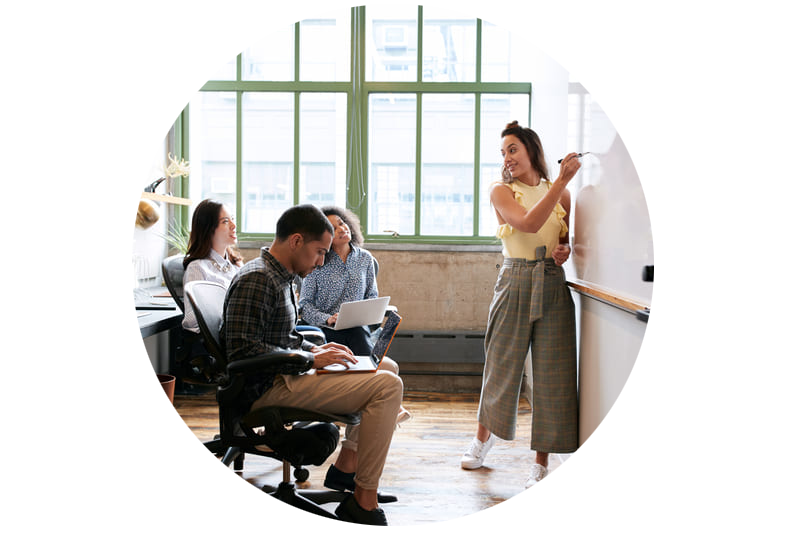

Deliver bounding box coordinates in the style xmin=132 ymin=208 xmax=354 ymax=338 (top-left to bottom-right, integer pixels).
xmin=137 ymin=290 xmax=182 ymax=338
xmin=138 ymin=305 xmax=183 ymax=338
xmin=137 ymin=290 xmax=183 ymax=375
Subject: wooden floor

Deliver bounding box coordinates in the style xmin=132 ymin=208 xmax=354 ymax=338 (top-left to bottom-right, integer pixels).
xmin=173 ymin=390 xmax=569 ymax=527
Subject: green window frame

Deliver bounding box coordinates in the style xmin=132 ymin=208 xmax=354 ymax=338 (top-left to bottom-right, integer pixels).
xmin=172 ymin=6 xmax=532 ymax=245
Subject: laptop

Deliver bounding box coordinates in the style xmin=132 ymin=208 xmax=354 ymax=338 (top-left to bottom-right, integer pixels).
xmin=327 ymin=296 xmax=391 ymax=330
xmin=317 ymin=311 xmax=402 ymax=373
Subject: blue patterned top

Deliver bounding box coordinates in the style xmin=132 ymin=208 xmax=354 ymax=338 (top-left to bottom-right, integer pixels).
xmin=299 ymin=244 xmax=378 ymax=327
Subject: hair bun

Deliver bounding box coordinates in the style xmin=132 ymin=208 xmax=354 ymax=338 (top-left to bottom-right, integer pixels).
xmin=505 ymin=120 xmax=520 ymax=130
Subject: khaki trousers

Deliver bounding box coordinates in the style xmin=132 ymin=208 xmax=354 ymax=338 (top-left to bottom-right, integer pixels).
xmin=252 ymin=358 xmax=402 ymax=491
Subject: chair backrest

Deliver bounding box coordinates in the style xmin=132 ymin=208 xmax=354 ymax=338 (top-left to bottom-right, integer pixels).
xmin=184 ymin=280 xmax=227 ymax=365
xmin=162 ymin=254 xmax=187 ymax=312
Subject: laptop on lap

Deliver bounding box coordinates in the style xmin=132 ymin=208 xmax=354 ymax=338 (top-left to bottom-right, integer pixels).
xmin=317 ymin=311 xmax=402 ymax=373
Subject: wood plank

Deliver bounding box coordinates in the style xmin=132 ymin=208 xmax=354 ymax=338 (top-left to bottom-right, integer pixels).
xmin=141 ymin=191 xmax=192 ymax=206
xmin=173 ymin=391 xmax=570 ymax=526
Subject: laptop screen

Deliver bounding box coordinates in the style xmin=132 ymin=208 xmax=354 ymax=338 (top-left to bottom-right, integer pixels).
xmin=370 ymin=311 xmax=402 ymax=365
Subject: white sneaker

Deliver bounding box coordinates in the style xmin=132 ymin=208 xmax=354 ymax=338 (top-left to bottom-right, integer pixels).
xmin=460 ymin=434 xmax=496 ymax=470
xmin=525 ymin=464 xmax=548 ymax=488
xmin=396 ymin=407 xmax=412 ymax=428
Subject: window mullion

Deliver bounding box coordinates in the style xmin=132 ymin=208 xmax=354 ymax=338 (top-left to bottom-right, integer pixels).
xmin=235 ymin=54 xmax=243 ymax=228
xmin=293 ymin=22 xmax=301 ymax=206
xmin=473 ymin=94 xmax=481 ymax=237
xmin=476 ymin=18 xmax=482 ymax=83
xmin=414 ymin=5 xmax=423 ymax=237
xmin=415 ymin=92 xmax=423 ymax=237
xmin=348 ymin=6 xmax=368 ymax=223
xmin=473 ymin=18 xmax=482 ymax=237
xmin=294 ymin=92 xmax=300 ymax=206
xmin=173 ymin=107 xmax=189 ymax=231
xmin=236 ymin=90 xmax=243 ymax=231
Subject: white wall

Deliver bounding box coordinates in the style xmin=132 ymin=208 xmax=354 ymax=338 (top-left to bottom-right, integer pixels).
xmin=134 ymin=141 xmax=173 ymax=373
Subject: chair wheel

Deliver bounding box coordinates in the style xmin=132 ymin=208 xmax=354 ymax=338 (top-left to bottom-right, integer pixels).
xmin=294 ymin=467 xmax=309 ymax=483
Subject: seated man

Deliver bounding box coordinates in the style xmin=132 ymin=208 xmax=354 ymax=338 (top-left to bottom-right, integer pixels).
xmin=221 ymin=204 xmax=403 ymax=526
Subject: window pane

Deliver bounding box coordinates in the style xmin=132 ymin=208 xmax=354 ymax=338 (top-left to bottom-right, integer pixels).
xmin=242 ymin=93 xmax=294 ymax=232
xmin=299 ymin=93 xmax=347 ymax=206
xmin=421 ymin=94 xmax=475 ymax=236
xmin=188 ymin=92 xmax=237 ymax=209
xmin=366 ymin=5 xmax=418 ymax=82
xmin=480 ymin=21 xmax=529 ymax=82
xmin=422 ymin=8 xmax=476 ymax=82
xmin=208 ymin=56 xmax=237 ymax=81
xmin=242 ymin=24 xmax=295 ymax=81
xmin=479 ymin=93 xmax=529 ymax=236
xmin=369 ymin=93 xmax=417 ymax=236
xmin=300 ymin=13 xmax=351 ymax=81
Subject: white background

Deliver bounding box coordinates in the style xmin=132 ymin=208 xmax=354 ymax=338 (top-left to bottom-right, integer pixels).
xmin=3 ymin=0 xmax=797 ymax=531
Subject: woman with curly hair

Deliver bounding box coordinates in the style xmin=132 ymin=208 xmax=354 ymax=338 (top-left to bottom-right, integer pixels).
xmin=298 ymin=206 xmax=378 ymax=355
xmin=298 ymin=205 xmax=410 ymax=496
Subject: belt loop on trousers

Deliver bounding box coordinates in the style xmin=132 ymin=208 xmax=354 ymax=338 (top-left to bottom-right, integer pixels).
xmin=529 ymin=246 xmax=547 ymax=324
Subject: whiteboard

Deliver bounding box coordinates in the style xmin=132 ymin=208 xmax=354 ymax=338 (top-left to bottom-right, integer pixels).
xmin=568 ymin=101 xmax=654 ymax=306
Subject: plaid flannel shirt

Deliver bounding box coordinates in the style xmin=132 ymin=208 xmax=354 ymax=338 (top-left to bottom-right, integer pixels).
xmin=221 ymin=247 xmax=316 ymax=402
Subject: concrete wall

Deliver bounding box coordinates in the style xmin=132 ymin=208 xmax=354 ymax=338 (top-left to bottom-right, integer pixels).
xmin=370 ymin=249 xmax=502 ymax=331
xmin=238 ymin=245 xmax=504 ymax=332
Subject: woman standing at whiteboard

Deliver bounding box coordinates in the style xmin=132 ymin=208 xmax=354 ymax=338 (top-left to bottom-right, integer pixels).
xmin=460 ymin=121 xmax=582 ymax=488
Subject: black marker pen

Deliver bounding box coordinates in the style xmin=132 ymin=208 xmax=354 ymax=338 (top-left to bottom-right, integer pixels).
xmin=558 ymin=152 xmax=590 ymax=164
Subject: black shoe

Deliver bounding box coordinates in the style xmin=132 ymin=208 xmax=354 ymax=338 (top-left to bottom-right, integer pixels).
xmin=324 ymin=465 xmax=398 ymax=503
xmin=324 ymin=464 xmax=355 ymax=492
xmin=335 ymin=493 xmax=388 ymax=526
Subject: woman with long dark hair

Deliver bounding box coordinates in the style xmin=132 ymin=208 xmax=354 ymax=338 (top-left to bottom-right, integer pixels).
xmin=460 ymin=121 xmax=582 ymax=488
xmin=181 ymin=199 xmax=242 ymax=333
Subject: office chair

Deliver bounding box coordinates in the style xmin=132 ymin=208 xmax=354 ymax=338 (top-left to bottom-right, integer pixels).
xmin=184 ymin=280 xmax=361 ymax=518
xmin=161 ymin=255 xmax=217 ymax=387
xmin=161 ymin=254 xmax=187 ymax=312
xmin=163 ymin=255 xmax=324 ymax=383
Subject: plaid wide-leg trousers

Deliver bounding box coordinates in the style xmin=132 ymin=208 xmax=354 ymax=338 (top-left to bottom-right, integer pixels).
xmin=477 ymin=253 xmax=578 ymax=453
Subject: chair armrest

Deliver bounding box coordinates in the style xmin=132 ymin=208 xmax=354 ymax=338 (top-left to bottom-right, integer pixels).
xmin=299 ymin=330 xmax=325 ymax=346
xmin=227 ymin=349 xmax=314 ymax=376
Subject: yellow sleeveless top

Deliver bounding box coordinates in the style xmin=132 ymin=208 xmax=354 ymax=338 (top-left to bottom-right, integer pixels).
xmin=495 ymin=180 xmax=568 ymax=260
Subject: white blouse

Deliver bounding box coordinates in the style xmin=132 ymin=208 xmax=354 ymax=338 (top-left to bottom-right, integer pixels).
xmin=181 ymin=249 xmax=240 ymax=333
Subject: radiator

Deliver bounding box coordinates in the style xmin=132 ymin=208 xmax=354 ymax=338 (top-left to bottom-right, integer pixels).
xmin=388 ymin=330 xmax=486 ymax=365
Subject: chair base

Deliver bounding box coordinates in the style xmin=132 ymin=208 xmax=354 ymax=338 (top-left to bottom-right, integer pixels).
xmin=263 ymin=482 xmax=346 ymax=519
xmin=204 ymin=441 xmax=245 ymax=471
